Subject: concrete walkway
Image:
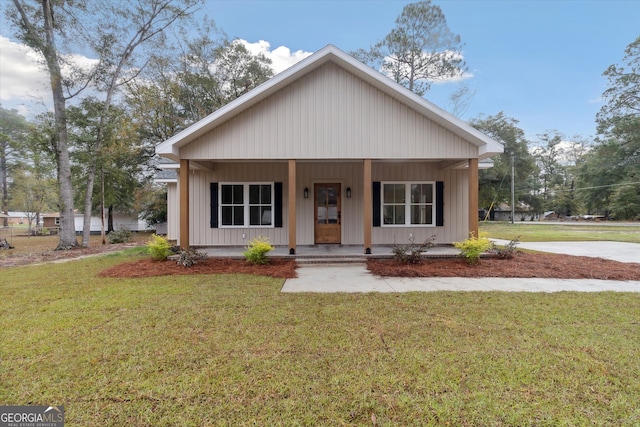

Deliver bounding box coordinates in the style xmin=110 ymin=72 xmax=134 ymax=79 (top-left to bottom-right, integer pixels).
xmin=491 ymin=240 xmax=640 ymax=264
xmin=281 ymin=241 xmax=640 ymax=293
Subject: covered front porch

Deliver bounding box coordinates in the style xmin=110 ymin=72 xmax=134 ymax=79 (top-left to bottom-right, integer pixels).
xmin=197 ymin=243 xmax=461 ymax=261
xmin=175 ymin=158 xmax=480 ymax=254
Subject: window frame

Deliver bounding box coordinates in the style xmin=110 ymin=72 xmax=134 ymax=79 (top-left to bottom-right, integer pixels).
xmin=219 ymin=182 xmax=275 ymax=229
xmin=380 ymin=181 xmax=436 ymax=227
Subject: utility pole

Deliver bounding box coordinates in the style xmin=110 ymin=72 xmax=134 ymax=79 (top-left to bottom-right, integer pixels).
xmin=511 ymin=155 xmax=515 ymax=225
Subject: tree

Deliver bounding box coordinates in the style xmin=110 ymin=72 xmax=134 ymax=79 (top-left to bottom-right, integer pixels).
xmin=7 ymin=0 xmax=202 ymax=248
xmin=67 ymin=98 xmax=153 ymax=232
xmin=470 ymin=113 xmax=539 ymax=215
xmin=125 ymin=33 xmax=274 ymax=142
xmin=0 ymin=106 xmax=32 ymax=226
xmin=7 ymin=0 xmax=78 ymax=248
xmin=354 ymin=0 xmax=467 ymax=96
xmin=577 ymin=36 xmax=640 ymax=220
xmin=10 ymin=169 xmax=56 ymax=235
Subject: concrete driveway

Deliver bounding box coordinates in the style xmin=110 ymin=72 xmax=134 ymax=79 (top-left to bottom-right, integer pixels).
xmin=281 ymin=240 xmax=640 ymax=293
xmin=490 ymin=240 xmax=640 ymax=264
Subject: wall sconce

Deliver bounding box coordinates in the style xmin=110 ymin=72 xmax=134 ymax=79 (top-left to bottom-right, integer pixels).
xmin=303 ymin=187 xmax=309 ymax=199
xmin=346 ymin=187 xmax=352 ymax=198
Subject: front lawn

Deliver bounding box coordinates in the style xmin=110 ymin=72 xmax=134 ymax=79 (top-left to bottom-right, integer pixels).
xmin=1 ymin=252 xmax=639 ymax=426
xmin=480 ymin=221 xmax=640 ymax=243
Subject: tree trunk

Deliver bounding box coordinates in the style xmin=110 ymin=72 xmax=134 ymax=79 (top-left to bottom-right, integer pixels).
xmin=81 ymin=167 xmax=96 ymax=246
xmin=0 ymin=153 xmax=7 ymax=227
xmin=108 ymin=205 xmax=114 ymax=233
xmin=39 ymin=0 xmax=78 ymax=249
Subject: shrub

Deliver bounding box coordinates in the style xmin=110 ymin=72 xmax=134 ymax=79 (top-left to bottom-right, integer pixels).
xmin=392 ymin=235 xmax=436 ymax=264
xmin=492 ymin=235 xmax=521 ymax=259
xmin=243 ymin=235 xmax=274 ymax=265
xmin=146 ymin=234 xmax=172 ymax=261
xmin=108 ymin=227 xmax=132 ymax=244
xmin=454 ymin=231 xmax=493 ymax=265
xmin=176 ymin=248 xmax=207 ymax=268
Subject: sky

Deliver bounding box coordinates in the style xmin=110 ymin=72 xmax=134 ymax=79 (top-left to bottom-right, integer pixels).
xmin=1 ymin=0 xmax=639 ymax=142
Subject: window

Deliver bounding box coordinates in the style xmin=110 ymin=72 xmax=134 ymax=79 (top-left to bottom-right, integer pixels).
xmin=220 ymin=183 xmax=273 ymax=228
xmin=382 ymin=182 xmax=435 ymax=226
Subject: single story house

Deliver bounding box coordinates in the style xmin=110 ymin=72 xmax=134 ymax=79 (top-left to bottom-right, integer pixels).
xmin=156 ymin=45 xmax=503 ymax=254
xmin=42 ymin=212 xmax=148 ymax=233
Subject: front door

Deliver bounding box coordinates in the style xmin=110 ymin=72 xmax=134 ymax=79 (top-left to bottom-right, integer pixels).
xmin=314 ymin=183 xmax=341 ymax=244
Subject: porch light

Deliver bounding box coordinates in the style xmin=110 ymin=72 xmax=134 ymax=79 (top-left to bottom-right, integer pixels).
xmin=346 ymin=187 xmax=352 ymax=198
xmin=304 ymin=187 xmax=309 ymax=199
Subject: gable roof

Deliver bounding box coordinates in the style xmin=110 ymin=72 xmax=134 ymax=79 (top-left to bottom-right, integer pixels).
xmin=156 ymin=44 xmax=503 ymax=161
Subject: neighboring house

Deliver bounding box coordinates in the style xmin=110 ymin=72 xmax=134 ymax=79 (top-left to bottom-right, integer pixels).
xmin=42 ymin=213 xmax=61 ymax=229
xmin=156 ymin=45 xmax=503 ymax=254
xmin=42 ymin=212 xmax=148 ymax=233
xmin=6 ymin=212 xmax=30 ymax=225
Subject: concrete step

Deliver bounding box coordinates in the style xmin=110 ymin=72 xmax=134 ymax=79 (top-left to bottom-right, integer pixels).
xmin=295 ymin=256 xmax=368 ymax=264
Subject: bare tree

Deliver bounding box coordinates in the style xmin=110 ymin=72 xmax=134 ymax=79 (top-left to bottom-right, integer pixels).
xmin=7 ymin=0 xmax=202 ymax=248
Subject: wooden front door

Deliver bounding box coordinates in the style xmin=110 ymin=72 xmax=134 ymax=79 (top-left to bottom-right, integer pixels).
xmin=314 ymin=183 xmax=341 ymax=244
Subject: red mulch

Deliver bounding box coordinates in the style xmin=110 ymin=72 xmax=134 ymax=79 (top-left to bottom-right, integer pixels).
xmin=96 ymin=252 xmax=640 ymax=281
xmin=367 ymin=252 xmax=640 ymax=281
xmin=98 ymin=257 xmax=299 ymax=279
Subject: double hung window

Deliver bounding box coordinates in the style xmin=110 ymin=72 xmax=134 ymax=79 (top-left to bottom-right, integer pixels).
xmin=382 ymin=182 xmax=435 ymax=226
xmin=220 ymin=183 xmax=273 ymax=227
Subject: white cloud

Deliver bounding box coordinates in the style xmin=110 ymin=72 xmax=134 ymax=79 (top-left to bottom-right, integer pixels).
xmin=0 ymin=36 xmax=51 ymax=106
xmin=236 ymin=39 xmax=313 ymax=74
xmin=0 ymin=36 xmax=99 ymax=113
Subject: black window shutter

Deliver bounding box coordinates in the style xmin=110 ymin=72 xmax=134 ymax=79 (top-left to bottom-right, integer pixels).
xmin=372 ymin=181 xmax=381 ymax=227
xmin=274 ymin=182 xmax=283 ymax=228
xmin=210 ymin=183 xmax=219 ymax=228
xmin=436 ymin=181 xmax=444 ymax=226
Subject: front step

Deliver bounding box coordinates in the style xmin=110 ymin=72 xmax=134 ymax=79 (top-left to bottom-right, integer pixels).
xmin=295 ymin=256 xmax=368 ymax=264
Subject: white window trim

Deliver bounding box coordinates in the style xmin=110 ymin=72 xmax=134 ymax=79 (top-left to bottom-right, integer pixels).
xmin=381 ymin=181 xmax=436 ymax=227
xmin=219 ymin=182 xmax=275 ymax=229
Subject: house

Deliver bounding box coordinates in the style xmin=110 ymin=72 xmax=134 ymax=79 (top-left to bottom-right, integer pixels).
xmin=156 ymin=45 xmax=503 ymax=254
xmin=42 ymin=212 xmax=148 ymax=233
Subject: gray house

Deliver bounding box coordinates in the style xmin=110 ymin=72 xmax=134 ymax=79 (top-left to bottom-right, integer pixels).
xmin=156 ymin=45 xmax=503 ymax=254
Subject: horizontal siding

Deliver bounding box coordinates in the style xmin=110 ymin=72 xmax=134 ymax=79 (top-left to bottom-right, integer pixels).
xmin=181 ymin=62 xmax=478 ymax=161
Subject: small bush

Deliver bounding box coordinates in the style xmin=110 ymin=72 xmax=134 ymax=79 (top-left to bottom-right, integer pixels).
xmin=492 ymin=235 xmax=521 ymax=259
xmin=454 ymin=231 xmax=493 ymax=265
xmin=243 ymin=235 xmax=274 ymax=265
xmin=392 ymin=235 xmax=436 ymax=264
xmin=177 ymin=248 xmax=207 ymax=268
xmin=108 ymin=227 xmax=132 ymax=244
xmin=146 ymin=234 xmax=172 ymax=261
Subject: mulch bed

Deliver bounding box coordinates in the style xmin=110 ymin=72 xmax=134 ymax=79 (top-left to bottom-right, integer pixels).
xmin=98 ymin=257 xmax=299 ymax=279
xmin=96 ymin=252 xmax=640 ymax=281
xmin=367 ymin=252 xmax=640 ymax=281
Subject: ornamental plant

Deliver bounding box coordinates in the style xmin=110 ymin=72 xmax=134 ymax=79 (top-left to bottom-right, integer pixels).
xmin=146 ymin=234 xmax=172 ymax=261
xmin=454 ymin=231 xmax=492 ymax=265
xmin=392 ymin=235 xmax=437 ymax=264
xmin=243 ymin=235 xmax=274 ymax=265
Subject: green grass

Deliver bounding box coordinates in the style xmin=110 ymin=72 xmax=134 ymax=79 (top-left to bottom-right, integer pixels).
xmin=1 ymin=252 xmax=639 ymax=426
xmin=480 ymin=222 xmax=640 ymax=243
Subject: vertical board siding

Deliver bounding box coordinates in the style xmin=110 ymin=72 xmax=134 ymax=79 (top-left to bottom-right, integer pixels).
xmin=188 ymin=163 xmax=289 ymax=246
xmin=181 ymin=62 xmax=477 ymax=161
xmin=180 ymin=161 xmax=469 ymax=246
xmin=167 ymin=183 xmax=179 ymax=240
xmin=370 ymin=162 xmax=468 ymax=244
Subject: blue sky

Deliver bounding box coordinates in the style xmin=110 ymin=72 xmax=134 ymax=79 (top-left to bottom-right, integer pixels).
xmin=1 ymin=0 xmax=639 ymax=142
